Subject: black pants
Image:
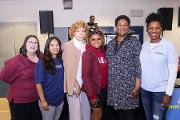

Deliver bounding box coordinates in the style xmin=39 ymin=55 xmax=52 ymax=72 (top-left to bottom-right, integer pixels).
xmin=105 ymin=106 xmax=136 ymax=120
xmin=105 ymin=95 xmax=146 ymax=120
xmin=98 ymin=88 xmax=108 ymax=120
xmin=9 ymin=100 xmax=42 ymax=120
xmin=117 ymin=109 xmax=136 ymax=120
xmin=177 ymin=73 xmax=180 ymax=78
xmin=59 ymin=95 xmax=69 ymax=120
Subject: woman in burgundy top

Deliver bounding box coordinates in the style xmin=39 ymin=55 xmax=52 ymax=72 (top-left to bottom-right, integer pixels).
xmin=0 ymin=35 xmax=42 ymax=120
xmin=82 ymin=30 xmax=108 ymax=120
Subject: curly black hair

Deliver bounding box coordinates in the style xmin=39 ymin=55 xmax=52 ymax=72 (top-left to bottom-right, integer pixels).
xmin=146 ymin=13 xmax=162 ymax=28
xmin=115 ymin=15 xmax=130 ymax=26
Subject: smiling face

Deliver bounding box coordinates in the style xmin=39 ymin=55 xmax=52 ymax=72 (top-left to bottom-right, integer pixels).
xmin=147 ymin=21 xmax=162 ymax=43
xmin=89 ymin=33 xmax=103 ymax=49
xmin=116 ymin=19 xmax=129 ymax=37
xmin=26 ymin=37 xmax=38 ymax=54
xmin=49 ymin=39 xmax=60 ymax=58
xmin=74 ymin=27 xmax=86 ymax=41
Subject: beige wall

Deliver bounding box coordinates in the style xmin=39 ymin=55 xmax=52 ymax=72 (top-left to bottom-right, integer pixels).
xmin=0 ymin=22 xmax=37 ymax=67
xmin=0 ymin=0 xmax=179 ymax=55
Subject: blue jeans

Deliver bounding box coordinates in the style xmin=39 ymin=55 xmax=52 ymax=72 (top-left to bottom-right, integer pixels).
xmin=140 ymin=88 xmax=167 ymax=120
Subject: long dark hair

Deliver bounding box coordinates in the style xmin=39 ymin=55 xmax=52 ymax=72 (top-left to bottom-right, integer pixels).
xmin=19 ymin=35 xmax=41 ymax=58
xmin=43 ymin=36 xmax=62 ymax=74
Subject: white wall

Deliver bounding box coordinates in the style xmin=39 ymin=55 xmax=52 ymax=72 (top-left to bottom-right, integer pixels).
xmin=0 ymin=0 xmax=180 ymax=55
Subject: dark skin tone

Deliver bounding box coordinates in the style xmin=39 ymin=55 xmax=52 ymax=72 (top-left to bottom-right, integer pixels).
xmin=162 ymin=95 xmax=171 ymax=109
xmin=89 ymin=33 xmax=104 ymax=120
xmin=116 ymin=19 xmax=141 ymax=98
xmin=131 ymin=78 xmax=141 ymax=99
xmin=147 ymin=21 xmax=171 ymax=109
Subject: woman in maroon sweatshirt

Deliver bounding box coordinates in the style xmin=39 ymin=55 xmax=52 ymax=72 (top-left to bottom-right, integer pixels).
xmin=82 ymin=30 xmax=108 ymax=120
xmin=0 ymin=35 xmax=42 ymax=120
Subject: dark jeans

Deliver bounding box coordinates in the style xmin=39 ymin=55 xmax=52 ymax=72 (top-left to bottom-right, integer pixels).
xmin=140 ymin=88 xmax=167 ymax=120
xmin=9 ymin=100 xmax=42 ymax=120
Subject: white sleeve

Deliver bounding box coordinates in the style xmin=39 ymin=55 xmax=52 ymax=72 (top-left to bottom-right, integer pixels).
xmin=165 ymin=63 xmax=178 ymax=96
